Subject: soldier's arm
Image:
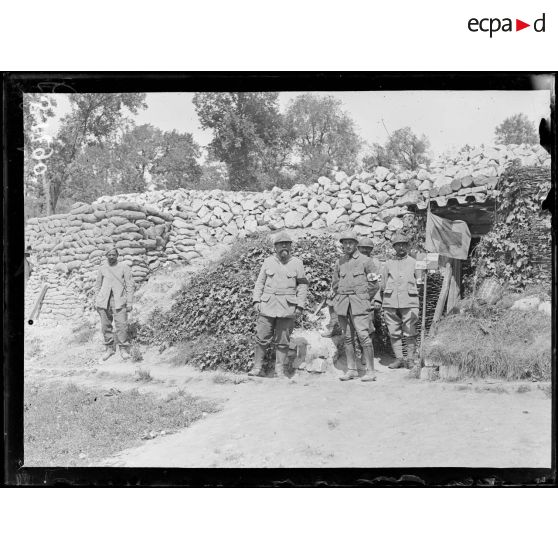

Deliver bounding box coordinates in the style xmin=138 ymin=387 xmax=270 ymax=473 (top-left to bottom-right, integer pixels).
xmin=295 ymin=260 xmax=309 ymax=309
xmin=330 ymin=261 xmax=340 ymax=298
xmin=94 ymin=267 xmax=103 ymax=298
xmin=373 ymin=263 xmax=387 ymax=304
xmin=252 ymin=261 xmax=267 ymax=303
xmin=123 ymin=264 xmax=135 ymax=307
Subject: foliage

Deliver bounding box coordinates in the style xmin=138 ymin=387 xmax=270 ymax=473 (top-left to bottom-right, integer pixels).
xmin=139 ymin=233 xmax=342 ymax=371
xmin=285 ymin=94 xmax=362 ymax=182
xmin=45 ymin=93 xmax=147 ymax=212
xmin=424 ymin=299 xmax=551 ymax=380
xmin=364 ymin=127 xmax=430 ymax=171
xmin=24 ymin=381 xmax=220 ymax=466
xmin=494 ymin=113 xmax=538 ymax=145
xmin=193 ymin=92 xmax=291 ymax=191
xmin=23 ymin=94 xmax=57 ymax=217
xmin=470 ymin=164 xmax=551 ymax=290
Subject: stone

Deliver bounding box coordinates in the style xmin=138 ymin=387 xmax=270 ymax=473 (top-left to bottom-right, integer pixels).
xmin=241 ymin=199 xmax=257 ymax=211
xmin=394 ymin=191 xmax=420 ymax=207
xmin=417 ymin=169 xmax=431 ymax=181
xmin=351 ymin=202 xmax=366 ymax=213
xmin=284 ymin=211 xmax=304 ymax=228
xmin=334 ymin=171 xmax=348 ymax=184
xmin=318 ymin=176 xmax=331 ymax=187
xmin=316 ymin=201 xmax=332 ymax=214
xmin=302 ymin=211 xmax=320 ymax=228
xmin=538 ymin=301 xmax=551 ymax=315
xmin=371 ymin=220 xmax=387 ymax=232
xmin=374 ymin=166 xmax=390 ymax=181
xmin=473 ymin=175 xmax=488 ymax=186
xmin=388 ymin=217 xmax=404 ymax=231
xmin=375 ymin=191 xmax=389 ymax=205
xmin=418 ymin=180 xmax=432 ymax=191
xmin=511 ymin=296 xmax=540 ymax=312
xmin=325 ymin=208 xmax=346 ymax=227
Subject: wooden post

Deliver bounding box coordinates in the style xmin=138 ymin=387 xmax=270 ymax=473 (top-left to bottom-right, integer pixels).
xmin=419 ymin=270 xmax=428 ymax=366
xmin=432 ymin=257 xmax=452 ymax=325
xmin=28 ymin=284 xmax=48 ymax=323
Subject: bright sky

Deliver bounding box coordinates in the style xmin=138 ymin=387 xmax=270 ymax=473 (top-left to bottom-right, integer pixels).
xmin=45 ymin=90 xmax=550 ymax=157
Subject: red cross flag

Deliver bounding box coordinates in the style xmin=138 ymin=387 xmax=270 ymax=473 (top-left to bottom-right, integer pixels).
xmin=425 ymin=212 xmax=471 ymax=260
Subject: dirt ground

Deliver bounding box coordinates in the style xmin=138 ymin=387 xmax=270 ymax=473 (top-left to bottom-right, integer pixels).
xmin=24 ymin=323 xmax=552 ymax=468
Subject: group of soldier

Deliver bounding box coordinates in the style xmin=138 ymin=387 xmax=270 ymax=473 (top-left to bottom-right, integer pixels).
xmin=93 ymin=231 xmax=420 ymax=378
xmin=249 ymin=230 xmax=420 ymax=381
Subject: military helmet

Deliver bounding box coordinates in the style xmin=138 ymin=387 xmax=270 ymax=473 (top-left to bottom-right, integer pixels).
xmin=391 ymin=232 xmax=410 ymax=245
xmin=338 ymin=229 xmax=359 ymax=243
xmin=358 ymin=237 xmax=374 ymax=248
xmin=273 ymin=230 xmax=293 ymax=244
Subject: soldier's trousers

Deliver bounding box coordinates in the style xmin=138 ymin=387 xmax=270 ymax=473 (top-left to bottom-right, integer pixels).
xmin=383 ymin=307 xmax=419 ymax=339
xmin=97 ymin=294 xmax=129 ymax=347
xmin=255 ymin=314 xmax=294 ymax=348
xmin=337 ymin=306 xmax=373 ymax=351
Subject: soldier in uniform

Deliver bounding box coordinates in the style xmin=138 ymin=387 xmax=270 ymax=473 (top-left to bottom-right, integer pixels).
xmin=249 ymin=231 xmax=309 ymax=378
xmin=94 ymin=247 xmax=135 ymax=361
xmin=357 ymin=237 xmax=381 ymax=336
xmin=373 ymin=232 xmax=419 ymax=369
xmin=331 ymin=230 xmax=381 ymax=382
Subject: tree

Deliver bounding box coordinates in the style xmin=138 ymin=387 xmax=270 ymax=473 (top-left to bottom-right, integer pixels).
xmin=23 ymin=94 xmax=57 ymax=216
xmin=494 ymin=113 xmax=538 ymax=145
xmin=362 ymin=142 xmax=391 ymax=169
xmin=63 ymin=124 xmax=203 ymax=203
xmin=285 ymin=94 xmax=362 ymax=182
xmin=363 ymin=127 xmax=430 ymax=171
xmin=193 ymin=92 xmax=290 ymax=191
xmin=46 ymin=93 xmax=147 ymax=213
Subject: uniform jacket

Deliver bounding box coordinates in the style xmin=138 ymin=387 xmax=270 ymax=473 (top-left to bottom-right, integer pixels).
xmin=94 ymin=261 xmax=134 ymax=310
xmin=253 ymin=255 xmax=309 ymax=318
xmin=374 ymin=255 xmax=419 ymax=309
xmin=331 ymin=251 xmax=380 ymax=316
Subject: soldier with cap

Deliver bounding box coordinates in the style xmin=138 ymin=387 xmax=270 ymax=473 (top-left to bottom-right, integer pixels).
xmin=331 ymin=230 xmax=381 ymax=382
xmin=249 ymin=231 xmax=309 ymax=378
xmin=357 ymin=237 xmax=382 ymax=335
xmin=373 ymin=232 xmax=420 ymax=369
xmin=94 ymin=247 xmax=135 ymax=361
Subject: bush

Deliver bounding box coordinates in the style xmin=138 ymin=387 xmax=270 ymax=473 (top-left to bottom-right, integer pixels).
xmin=138 ymin=233 xmax=344 ymax=371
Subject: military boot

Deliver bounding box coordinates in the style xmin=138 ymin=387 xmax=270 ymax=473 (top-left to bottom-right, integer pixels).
xmin=405 ymin=337 xmax=417 ymax=370
xmin=120 ymin=345 xmax=131 ymax=360
xmin=360 ymin=345 xmax=377 ymax=382
xmin=248 ymin=344 xmax=266 ymax=377
xmin=340 ymin=342 xmax=358 ymax=381
xmin=101 ymin=345 xmax=116 ymax=361
xmin=388 ymin=338 xmax=405 ymax=369
xmin=273 ymin=346 xmax=289 ymax=378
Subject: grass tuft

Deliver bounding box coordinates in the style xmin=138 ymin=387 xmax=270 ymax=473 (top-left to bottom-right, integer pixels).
xmin=424 ymin=300 xmax=550 ymax=381
xmin=24 ymin=381 xmax=220 ymax=466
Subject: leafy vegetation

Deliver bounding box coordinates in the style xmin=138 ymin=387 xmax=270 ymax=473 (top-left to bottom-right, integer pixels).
xmin=470 ymin=164 xmax=551 ymax=291
xmin=138 ymin=233 xmax=344 ymax=371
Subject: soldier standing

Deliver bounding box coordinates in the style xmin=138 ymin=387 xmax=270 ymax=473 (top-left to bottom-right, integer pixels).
xmin=249 ymin=231 xmax=309 ymax=378
xmin=357 ymin=237 xmax=381 ymax=336
xmin=373 ymin=232 xmax=419 ymax=369
xmin=331 ymin=231 xmax=380 ymax=382
xmin=94 ymin=247 xmax=135 ymax=361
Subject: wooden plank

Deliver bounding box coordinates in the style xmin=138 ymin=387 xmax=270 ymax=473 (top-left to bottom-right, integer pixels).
xmin=446 ymin=258 xmax=461 ymax=313
xmin=431 ymin=258 xmax=451 ymax=326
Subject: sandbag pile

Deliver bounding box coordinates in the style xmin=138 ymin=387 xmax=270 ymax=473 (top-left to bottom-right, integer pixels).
xmin=25 ymin=143 xmax=550 ymax=325
xmin=25 ymin=200 xmax=176 ymax=323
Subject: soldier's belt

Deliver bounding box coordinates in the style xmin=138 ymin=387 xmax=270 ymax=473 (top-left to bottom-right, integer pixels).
xmin=263 ymin=288 xmax=297 ymax=295
xmin=337 ymin=289 xmax=368 ymax=295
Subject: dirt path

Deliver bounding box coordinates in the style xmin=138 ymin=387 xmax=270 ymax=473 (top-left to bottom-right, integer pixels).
xmin=25 ymin=325 xmax=552 ymax=469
